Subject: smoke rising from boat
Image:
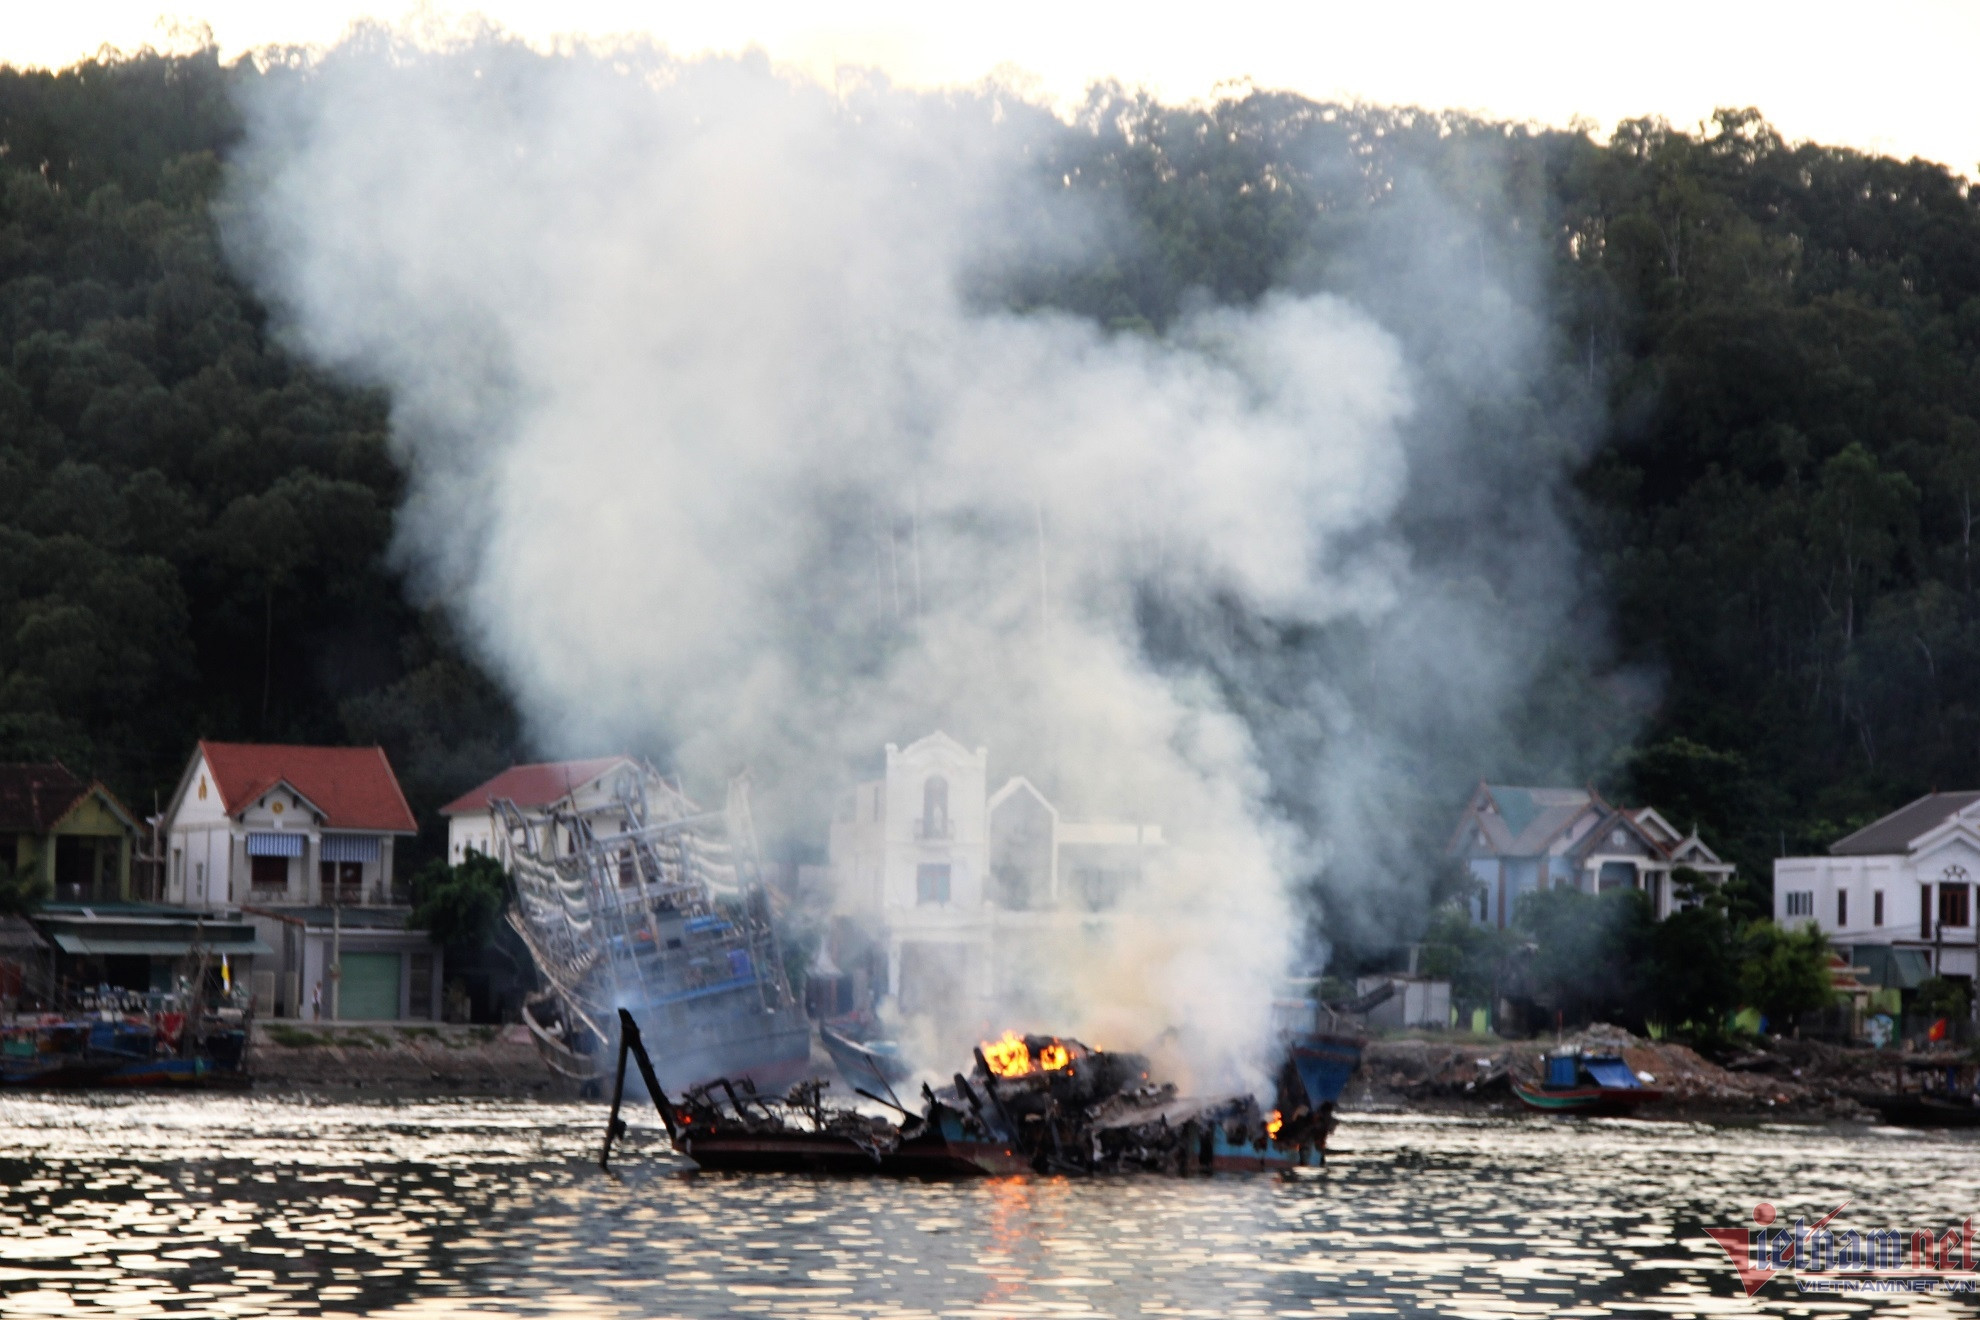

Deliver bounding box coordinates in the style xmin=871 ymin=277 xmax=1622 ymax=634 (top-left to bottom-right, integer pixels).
xmin=225 ymin=28 xmax=1608 ymax=1087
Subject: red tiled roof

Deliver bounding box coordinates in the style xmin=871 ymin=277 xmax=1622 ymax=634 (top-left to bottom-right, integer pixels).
xmin=440 ymin=757 xmax=633 ymax=816
xmin=199 ymin=741 xmax=418 ymax=834
xmin=0 ymin=763 xmax=87 ymax=833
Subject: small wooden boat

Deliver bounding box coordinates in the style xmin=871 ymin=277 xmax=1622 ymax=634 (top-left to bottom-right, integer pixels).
xmin=1862 ymin=1093 xmax=1980 ymax=1127
xmin=1861 ymin=1058 xmax=1980 ymax=1127
xmin=1512 ymin=1051 xmax=1663 ymax=1116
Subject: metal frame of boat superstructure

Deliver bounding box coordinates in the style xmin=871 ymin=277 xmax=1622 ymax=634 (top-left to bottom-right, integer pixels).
xmin=498 ymin=764 xmax=799 ymax=1074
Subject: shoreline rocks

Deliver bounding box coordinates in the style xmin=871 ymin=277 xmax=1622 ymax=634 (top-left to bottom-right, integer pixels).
xmin=244 ymin=1019 xmax=582 ymax=1098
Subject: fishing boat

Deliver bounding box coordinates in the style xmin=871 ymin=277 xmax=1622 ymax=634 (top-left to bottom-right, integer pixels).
xmin=1511 ymin=1050 xmax=1663 ymax=1116
xmin=502 ymin=764 xmax=811 ymax=1096
xmin=0 ymin=1013 xmax=248 ymax=1089
xmin=599 ymin=1011 xmax=1361 ymax=1177
xmin=818 ymin=1024 xmax=911 ymax=1093
xmin=1860 ymin=1058 xmax=1980 ymax=1127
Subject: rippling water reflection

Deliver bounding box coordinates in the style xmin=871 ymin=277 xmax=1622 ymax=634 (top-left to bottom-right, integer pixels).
xmin=3 ymin=1094 xmax=1977 ymax=1316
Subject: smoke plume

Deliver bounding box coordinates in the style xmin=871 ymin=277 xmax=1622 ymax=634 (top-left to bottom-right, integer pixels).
xmin=227 ymin=28 xmax=1609 ymax=1085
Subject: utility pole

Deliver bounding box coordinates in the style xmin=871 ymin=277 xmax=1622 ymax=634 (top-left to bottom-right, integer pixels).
xmin=330 ymin=895 xmax=342 ymax=1022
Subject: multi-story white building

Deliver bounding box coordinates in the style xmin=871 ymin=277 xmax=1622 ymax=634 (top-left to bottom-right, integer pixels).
xmin=825 ymin=731 xmax=1163 ymax=1025
xmin=1773 ymin=791 xmax=1980 ymax=984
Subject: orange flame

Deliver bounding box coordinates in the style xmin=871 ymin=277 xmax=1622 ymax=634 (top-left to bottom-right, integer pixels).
xmin=1265 ymin=1109 xmax=1283 ymax=1140
xmin=981 ymin=1031 xmax=1031 ymax=1077
xmin=1037 ymin=1042 xmax=1070 ymax=1071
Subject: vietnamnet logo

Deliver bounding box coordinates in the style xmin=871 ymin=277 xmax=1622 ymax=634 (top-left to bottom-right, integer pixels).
xmin=1709 ymin=1201 xmax=1979 ymax=1295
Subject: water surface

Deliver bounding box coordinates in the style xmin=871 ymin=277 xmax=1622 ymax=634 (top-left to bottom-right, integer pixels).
xmin=2 ymin=1094 xmax=1974 ymax=1316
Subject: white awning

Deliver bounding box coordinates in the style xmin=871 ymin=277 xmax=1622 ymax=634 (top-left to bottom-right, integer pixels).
xmin=246 ymin=832 xmax=305 ymax=858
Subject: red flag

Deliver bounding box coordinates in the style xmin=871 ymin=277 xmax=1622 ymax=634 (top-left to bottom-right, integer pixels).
xmin=1929 ymin=1017 xmax=1949 ymax=1042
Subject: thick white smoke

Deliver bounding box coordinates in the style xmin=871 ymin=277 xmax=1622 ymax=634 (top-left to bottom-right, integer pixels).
xmin=227 ymin=30 xmax=1592 ymax=1086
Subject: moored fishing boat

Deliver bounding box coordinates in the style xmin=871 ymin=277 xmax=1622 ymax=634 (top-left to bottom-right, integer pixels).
xmin=0 ymin=1013 xmax=248 ymax=1089
xmin=1512 ymin=1050 xmax=1663 ymax=1116
xmin=1860 ymin=1058 xmax=1980 ymax=1127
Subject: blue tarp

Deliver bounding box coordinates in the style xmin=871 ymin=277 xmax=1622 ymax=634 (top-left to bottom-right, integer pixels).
xmin=1582 ymin=1057 xmax=1640 ymax=1089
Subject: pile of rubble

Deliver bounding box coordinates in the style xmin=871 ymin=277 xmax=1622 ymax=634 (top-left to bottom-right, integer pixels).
xmin=1356 ymin=1025 xmax=1893 ymax=1119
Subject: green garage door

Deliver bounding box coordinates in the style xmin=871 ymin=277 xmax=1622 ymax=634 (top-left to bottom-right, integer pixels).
xmin=339 ymin=952 xmax=401 ymax=1020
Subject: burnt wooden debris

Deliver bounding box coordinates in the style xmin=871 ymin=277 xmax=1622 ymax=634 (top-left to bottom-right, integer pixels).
xmin=598 ymin=1011 xmax=1361 ymax=1177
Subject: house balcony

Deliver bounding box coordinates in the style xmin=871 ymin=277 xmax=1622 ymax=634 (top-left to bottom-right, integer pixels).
xmin=914 ymin=819 xmax=952 ymax=841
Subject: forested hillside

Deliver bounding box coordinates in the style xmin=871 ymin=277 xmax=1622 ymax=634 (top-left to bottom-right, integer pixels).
xmin=3 ymin=49 xmax=1979 ymax=918
xmin=0 ymin=50 xmax=521 ymax=857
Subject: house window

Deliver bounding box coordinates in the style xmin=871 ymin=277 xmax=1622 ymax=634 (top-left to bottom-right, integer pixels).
xmin=1873 ymin=891 xmax=1884 ymax=926
xmin=872 ymin=786 xmax=884 ymax=823
xmin=921 ymin=776 xmax=950 ymax=839
xmin=1939 ymin=878 xmax=1971 ymax=929
xmin=916 ymin=864 xmax=950 ymax=906
xmin=1784 ymin=891 xmax=1814 ymax=918
xmin=1837 ymin=891 xmax=1848 ymax=927
xmin=250 ymin=855 xmax=288 ymax=891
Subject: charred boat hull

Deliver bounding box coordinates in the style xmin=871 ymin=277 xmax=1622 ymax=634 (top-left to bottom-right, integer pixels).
xmin=678 ymin=1118 xmax=1030 ymax=1177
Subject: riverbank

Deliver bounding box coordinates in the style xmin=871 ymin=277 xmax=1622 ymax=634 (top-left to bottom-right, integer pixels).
xmin=242 ymin=1018 xmax=1925 ymax=1120
xmin=1353 ymin=1025 xmax=1915 ymax=1120
xmin=245 ymin=1020 xmax=582 ymax=1097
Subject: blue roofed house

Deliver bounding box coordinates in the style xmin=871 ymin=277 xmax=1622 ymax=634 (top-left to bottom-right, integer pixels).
xmin=1448 ymin=783 xmax=1733 ymax=927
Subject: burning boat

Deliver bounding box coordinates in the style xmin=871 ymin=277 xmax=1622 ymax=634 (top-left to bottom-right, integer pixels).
xmin=598 ymin=1009 xmax=1362 ymax=1176
xmin=502 ymin=764 xmax=811 ymax=1094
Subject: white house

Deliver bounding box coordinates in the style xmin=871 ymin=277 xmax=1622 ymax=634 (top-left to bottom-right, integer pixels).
xmin=439 ymin=756 xmax=640 ymax=864
xmin=1773 ymin=791 xmax=1980 ymax=984
xmin=160 ymin=741 xmax=434 ymax=1020
xmin=1448 ymin=783 xmax=1734 ymax=927
xmin=825 ymin=731 xmax=1163 ymax=1025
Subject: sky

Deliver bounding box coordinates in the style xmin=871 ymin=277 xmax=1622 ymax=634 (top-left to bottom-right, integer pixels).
xmin=13 ymin=1 xmax=1980 ymax=175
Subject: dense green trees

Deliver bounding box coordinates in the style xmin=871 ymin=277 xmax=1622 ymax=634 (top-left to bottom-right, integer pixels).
xmin=1738 ymin=921 xmax=1838 ymax=1028
xmin=1423 ymin=873 xmax=1831 ymax=1039
xmin=0 ymin=51 xmax=520 ymax=861
xmin=407 ymin=853 xmax=507 ymax=951
xmin=5 ymin=48 xmax=1980 ymax=947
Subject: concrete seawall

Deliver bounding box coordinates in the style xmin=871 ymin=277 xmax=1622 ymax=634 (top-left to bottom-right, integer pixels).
xmin=247 ymin=1020 xmax=582 ymax=1097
